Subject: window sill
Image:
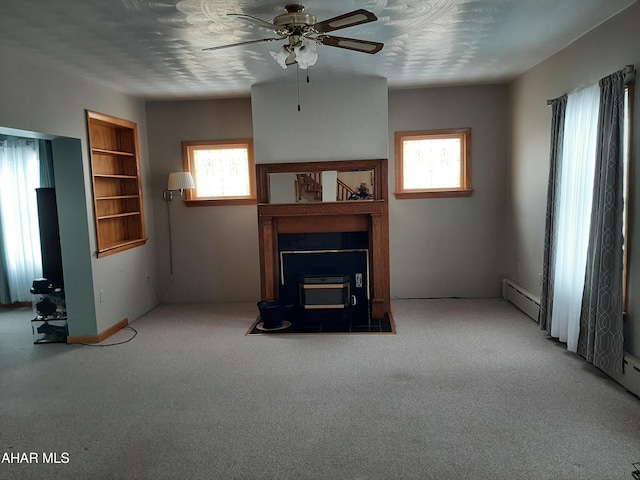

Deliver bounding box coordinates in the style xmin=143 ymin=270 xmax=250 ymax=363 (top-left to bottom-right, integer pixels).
xmin=185 ymin=198 xmax=257 ymax=207
xmin=394 ymin=189 xmax=474 ymax=199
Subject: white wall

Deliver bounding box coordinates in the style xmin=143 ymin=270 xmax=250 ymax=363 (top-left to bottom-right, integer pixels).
xmin=508 ymin=2 xmax=640 ymax=355
xmin=252 ymin=76 xmax=388 ymax=162
xmin=145 ymin=98 xmax=260 ymax=303
xmin=0 ymin=45 xmax=157 ymax=335
xmin=388 ymin=85 xmax=509 ymax=298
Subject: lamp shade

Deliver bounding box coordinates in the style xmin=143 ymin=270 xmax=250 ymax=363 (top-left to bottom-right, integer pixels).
xmin=167 ymin=172 xmax=195 ymax=191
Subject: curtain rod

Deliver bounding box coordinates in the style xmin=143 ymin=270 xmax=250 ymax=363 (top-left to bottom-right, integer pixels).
xmin=0 ymin=139 xmax=36 ymax=146
xmin=546 ymin=64 xmax=635 ymax=105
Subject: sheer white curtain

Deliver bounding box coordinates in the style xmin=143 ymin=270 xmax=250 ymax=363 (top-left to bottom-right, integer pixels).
xmin=550 ymin=84 xmax=600 ymax=351
xmin=0 ymin=138 xmax=43 ymax=302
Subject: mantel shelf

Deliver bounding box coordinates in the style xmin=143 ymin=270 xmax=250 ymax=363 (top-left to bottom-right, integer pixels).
xmin=257 ymin=200 xmax=385 ymax=218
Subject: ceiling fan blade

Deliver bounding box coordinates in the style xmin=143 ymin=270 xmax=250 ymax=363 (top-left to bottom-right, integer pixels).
xmin=227 ymin=13 xmax=282 ymax=32
xmin=202 ymin=37 xmax=281 ymax=51
xmin=312 ymin=9 xmax=378 ymax=33
xmin=315 ymin=35 xmax=384 ymax=54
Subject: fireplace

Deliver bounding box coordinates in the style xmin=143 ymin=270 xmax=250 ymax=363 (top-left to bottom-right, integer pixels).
xmin=278 ymin=231 xmax=371 ymax=323
xmin=256 ymin=159 xmax=391 ymax=322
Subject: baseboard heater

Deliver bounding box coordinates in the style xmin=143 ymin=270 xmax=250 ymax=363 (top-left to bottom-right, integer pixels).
xmin=502 ymin=278 xmax=540 ymax=322
xmin=608 ymin=352 xmax=640 ymax=398
xmin=501 ymin=281 xmax=640 ymax=398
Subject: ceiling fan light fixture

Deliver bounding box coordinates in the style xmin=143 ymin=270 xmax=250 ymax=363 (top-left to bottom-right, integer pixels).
xmin=293 ymin=38 xmax=318 ymax=69
xmin=270 ymin=38 xmax=317 ymax=69
xmin=270 ymin=45 xmax=292 ymax=68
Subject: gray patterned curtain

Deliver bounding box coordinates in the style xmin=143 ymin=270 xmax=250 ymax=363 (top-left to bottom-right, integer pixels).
xmin=577 ymin=70 xmax=626 ymax=375
xmin=538 ymin=95 xmax=567 ymax=333
xmin=38 ymin=139 xmax=55 ymax=187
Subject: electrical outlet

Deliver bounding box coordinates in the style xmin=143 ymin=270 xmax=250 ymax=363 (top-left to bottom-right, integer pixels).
xmin=99 ymin=290 xmax=104 ymax=303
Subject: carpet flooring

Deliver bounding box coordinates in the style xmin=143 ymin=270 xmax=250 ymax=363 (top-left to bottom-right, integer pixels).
xmin=1 ymin=298 xmax=640 ymax=480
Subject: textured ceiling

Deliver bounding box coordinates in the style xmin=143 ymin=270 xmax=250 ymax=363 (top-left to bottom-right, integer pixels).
xmin=0 ymin=0 xmax=635 ymax=99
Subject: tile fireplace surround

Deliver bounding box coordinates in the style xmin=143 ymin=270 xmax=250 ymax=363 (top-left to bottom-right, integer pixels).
xmin=256 ymin=159 xmax=391 ymax=321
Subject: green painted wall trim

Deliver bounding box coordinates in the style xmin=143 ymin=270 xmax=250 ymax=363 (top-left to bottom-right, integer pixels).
xmin=52 ymin=137 xmax=97 ymax=336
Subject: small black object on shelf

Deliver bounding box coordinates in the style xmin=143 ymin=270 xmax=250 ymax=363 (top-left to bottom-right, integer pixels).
xmin=30 ymin=277 xmax=56 ymax=294
xmin=35 ymin=296 xmax=57 ymax=316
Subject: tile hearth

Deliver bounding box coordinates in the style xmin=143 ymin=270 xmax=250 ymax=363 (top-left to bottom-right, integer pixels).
xmin=247 ymin=313 xmax=394 ymax=335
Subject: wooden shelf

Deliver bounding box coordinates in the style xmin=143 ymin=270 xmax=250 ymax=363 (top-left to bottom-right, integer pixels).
xmin=96 ymin=195 xmax=139 ymax=201
xmin=97 ymin=238 xmax=148 ymax=256
xmin=91 ymin=147 xmax=135 ymax=157
xmin=97 ymin=212 xmax=142 ymax=220
xmin=87 ymin=110 xmax=146 ymax=258
xmin=94 ymin=174 xmax=138 ymax=179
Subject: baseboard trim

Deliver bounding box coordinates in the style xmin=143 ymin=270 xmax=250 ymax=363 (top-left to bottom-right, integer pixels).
xmin=0 ymin=302 xmax=32 ymax=309
xmin=67 ymin=318 xmax=128 ymax=344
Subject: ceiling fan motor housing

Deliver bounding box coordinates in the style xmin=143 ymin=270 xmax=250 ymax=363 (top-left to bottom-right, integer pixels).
xmin=274 ymin=4 xmax=316 ymax=28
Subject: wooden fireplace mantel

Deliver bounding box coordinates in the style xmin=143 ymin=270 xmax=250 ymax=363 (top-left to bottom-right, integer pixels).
xmin=256 ymin=159 xmax=391 ymax=320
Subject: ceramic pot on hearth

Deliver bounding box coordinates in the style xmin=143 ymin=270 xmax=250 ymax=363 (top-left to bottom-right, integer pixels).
xmin=257 ymin=301 xmax=293 ymax=329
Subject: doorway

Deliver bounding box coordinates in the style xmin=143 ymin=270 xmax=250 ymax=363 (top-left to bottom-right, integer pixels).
xmin=0 ymin=125 xmax=97 ymax=336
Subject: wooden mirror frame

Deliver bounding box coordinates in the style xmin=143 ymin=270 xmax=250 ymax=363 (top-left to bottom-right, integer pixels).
xmin=257 ymin=159 xmax=386 ymax=204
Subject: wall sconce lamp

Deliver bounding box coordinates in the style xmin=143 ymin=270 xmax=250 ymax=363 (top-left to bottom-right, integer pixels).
xmin=162 ymin=171 xmax=195 ymax=298
xmin=163 ymin=172 xmax=195 ymax=202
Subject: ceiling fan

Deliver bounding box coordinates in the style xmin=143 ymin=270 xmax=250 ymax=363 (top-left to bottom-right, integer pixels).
xmin=204 ymin=4 xmax=384 ymax=68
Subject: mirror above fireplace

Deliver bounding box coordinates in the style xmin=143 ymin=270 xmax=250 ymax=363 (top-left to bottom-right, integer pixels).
xmin=257 ymin=160 xmax=381 ymax=205
xmin=267 ymin=169 xmax=375 ymax=204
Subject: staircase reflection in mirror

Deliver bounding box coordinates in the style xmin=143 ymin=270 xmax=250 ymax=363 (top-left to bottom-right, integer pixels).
xmin=267 ymin=169 xmax=374 ymax=203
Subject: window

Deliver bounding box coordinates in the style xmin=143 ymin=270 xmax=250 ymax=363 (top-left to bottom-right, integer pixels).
xmin=549 ymin=84 xmax=600 ymax=351
xmin=394 ymin=128 xmax=472 ymax=199
xmin=542 ymin=72 xmax=633 ymax=358
xmin=182 ymin=139 xmax=256 ymax=206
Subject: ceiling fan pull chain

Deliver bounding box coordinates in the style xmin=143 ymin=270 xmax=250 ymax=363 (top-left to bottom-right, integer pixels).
xmin=297 ymin=64 xmax=301 ymax=111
